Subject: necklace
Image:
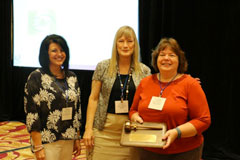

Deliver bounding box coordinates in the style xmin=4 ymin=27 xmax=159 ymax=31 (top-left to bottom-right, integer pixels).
xmin=52 ymin=70 xmax=65 ymax=79
xmin=117 ymin=66 xmax=133 ymax=102
xmin=158 ymin=73 xmax=178 ymax=97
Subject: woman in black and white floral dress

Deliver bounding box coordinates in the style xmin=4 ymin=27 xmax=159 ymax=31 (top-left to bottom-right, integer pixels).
xmin=24 ymin=34 xmax=82 ymax=160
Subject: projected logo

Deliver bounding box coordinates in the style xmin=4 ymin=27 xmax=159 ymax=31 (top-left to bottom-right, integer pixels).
xmin=28 ymin=10 xmax=56 ymax=35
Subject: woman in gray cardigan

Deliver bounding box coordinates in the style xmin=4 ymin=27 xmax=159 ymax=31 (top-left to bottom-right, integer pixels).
xmin=83 ymin=26 xmax=151 ymax=160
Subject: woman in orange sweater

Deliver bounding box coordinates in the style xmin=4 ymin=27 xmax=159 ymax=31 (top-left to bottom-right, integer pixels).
xmin=129 ymin=37 xmax=211 ymax=160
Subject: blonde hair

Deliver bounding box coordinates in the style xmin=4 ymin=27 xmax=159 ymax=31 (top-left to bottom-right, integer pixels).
xmin=108 ymin=26 xmax=141 ymax=76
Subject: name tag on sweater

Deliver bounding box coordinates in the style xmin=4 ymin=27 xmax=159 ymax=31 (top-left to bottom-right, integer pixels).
xmin=148 ymin=96 xmax=166 ymax=111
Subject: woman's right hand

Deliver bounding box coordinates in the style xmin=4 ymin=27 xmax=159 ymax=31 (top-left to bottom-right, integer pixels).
xmin=35 ymin=148 xmax=45 ymax=160
xmin=83 ymin=129 xmax=94 ymax=149
xmin=131 ymin=112 xmax=143 ymax=124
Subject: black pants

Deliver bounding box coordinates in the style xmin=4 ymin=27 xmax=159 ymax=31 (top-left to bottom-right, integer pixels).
xmin=130 ymin=143 xmax=203 ymax=160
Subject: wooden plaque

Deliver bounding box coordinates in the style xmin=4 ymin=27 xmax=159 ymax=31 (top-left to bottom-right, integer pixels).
xmin=120 ymin=121 xmax=167 ymax=148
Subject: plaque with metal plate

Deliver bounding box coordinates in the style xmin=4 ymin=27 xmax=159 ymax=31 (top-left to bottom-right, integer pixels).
xmin=120 ymin=120 xmax=167 ymax=148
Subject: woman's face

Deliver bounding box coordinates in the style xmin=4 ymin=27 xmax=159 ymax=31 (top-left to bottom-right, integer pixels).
xmin=157 ymin=46 xmax=179 ymax=73
xmin=117 ymin=35 xmax=135 ymax=58
xmin=48 ymin=42 xmax=66 ymax=68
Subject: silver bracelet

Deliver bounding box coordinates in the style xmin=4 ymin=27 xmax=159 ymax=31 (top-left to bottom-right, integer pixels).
xmin=31 ymin=144 xmax=44 ymax=153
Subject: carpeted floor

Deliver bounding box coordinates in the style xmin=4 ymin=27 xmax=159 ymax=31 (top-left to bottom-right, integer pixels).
xmin=0 ymin=121 xmax=86 ymax=160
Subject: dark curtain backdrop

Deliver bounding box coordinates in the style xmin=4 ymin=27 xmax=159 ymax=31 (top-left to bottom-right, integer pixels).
xmin=1 ymin=0 xmax=240 ymax=159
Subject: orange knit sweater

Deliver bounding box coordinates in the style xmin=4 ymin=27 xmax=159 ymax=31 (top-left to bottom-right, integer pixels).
xmin=129 ymin=74 xmax=211 ymax=154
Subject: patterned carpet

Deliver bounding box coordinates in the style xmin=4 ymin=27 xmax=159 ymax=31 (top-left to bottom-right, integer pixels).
xmin=0 ymin=121 xmax=86 ymax=160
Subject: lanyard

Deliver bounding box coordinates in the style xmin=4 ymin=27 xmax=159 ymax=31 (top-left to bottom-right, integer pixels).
xmin=55 ymin=78 xmax=69 ymax=105
xmin=158 ymin=73 xmax=178 ymax=97
xmin=117 ymin=67 xmax=132 ymax=102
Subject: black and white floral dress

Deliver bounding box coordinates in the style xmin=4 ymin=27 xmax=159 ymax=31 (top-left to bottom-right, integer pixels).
xmin=24 ymin=68 xmax=81 ymax=144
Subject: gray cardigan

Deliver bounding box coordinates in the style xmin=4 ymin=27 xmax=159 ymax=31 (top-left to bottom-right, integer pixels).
xmin=92 ymin=59 xmax=151 ymax=130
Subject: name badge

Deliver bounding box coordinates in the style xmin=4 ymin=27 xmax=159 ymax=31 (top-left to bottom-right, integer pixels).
xmin=115 ymin=100 xmax=129 ymax=113
xmin=148 ymin=96 xmax=166 ymax=111
xmin=62 ymin=107 xmax=72 ymax=121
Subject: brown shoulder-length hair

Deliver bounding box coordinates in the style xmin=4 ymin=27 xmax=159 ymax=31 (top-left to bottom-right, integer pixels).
xmin=151 ymin=37 xmax=188 ymax=73
xmin=108 ymin=26 xmax=141 ymax=76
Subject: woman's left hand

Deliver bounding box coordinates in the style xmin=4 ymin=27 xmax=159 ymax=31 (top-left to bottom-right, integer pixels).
xmin=131 ymin=112 xmax=143 ymax=123
xmin=73 ymin=139 xmax=81 ymax=156
xmin=161 ymin=128 xmax=178 ymax=149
